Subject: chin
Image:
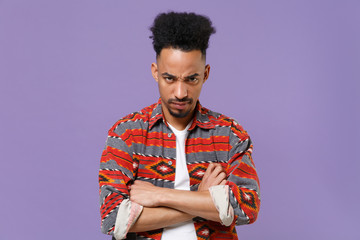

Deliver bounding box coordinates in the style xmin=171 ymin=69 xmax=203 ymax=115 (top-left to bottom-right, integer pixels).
xmin=169 ymin=110 xmax=191 ymax=118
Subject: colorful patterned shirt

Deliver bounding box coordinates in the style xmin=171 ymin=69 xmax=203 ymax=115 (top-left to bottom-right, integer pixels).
xmin=99 ymin=99 xmax=260 ymax=240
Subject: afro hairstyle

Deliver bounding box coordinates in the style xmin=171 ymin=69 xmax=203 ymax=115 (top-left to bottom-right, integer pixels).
xmin=149 ymin=11 xmax=216 ymax=57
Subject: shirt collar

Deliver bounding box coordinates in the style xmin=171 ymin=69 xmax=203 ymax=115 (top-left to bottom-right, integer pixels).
xmin=149 ymin=98 xmax=215 ymax=130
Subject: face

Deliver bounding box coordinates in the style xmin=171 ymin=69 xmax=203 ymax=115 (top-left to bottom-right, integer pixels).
xmin=151 ymin=48 xmax=210 ymax=125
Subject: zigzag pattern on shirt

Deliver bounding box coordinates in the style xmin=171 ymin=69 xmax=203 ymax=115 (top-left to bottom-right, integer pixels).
xmin=121 ymin=129 xmax=176 ymax=148
xmin=132 ymin=152 xmax=175 ymax=160
xmin=99 ymin=99 xmax=260 ymax=239
xmin=186 ymin=136 xmax=230 ymax=153
xmin=136 ymin=176 xmax=174 ymax=183
xmin=101 ymin=193 xmax=122 ymax=222
xmin=187 ymin=160 xmax=227 ymax=164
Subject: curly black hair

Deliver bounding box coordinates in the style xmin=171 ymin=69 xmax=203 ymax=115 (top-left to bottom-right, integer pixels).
xmin=150 ymin=11 xmax=216 ymax=57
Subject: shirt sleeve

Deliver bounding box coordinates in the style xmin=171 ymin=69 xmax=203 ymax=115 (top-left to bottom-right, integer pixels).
xmin=209 ymin=185 xmax=234 ymax=226
xmin=226 ymin=121 xmax=260 ymax=225
xmin=113 ymin=199 xmax=143 ymax=239
xmin=99 ymin=126 xmax=141 ymax=238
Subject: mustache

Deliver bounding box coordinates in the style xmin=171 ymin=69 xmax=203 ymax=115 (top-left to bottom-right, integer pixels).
xmin=168 ymin=98 xmax=193 ymax=104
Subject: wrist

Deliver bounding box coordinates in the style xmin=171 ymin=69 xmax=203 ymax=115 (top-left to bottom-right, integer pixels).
xmin=156 ymin=187 xmax=172 ymax=207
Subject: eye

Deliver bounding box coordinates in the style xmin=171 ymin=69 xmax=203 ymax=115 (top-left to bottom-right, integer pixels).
xmin=187 ymin=77 xmax=198 ymax=83
xmin=164 ymin=77 xmax=175 ymax=82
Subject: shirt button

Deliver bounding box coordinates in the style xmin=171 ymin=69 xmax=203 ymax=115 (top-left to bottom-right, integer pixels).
xmin=168 ymin=161 xmax=173 ymax=166
xmin=168 ymin=133 xmax=172 ymax=138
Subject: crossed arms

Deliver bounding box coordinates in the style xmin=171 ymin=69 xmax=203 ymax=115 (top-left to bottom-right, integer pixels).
xmin=129 ymin=163 xmax=227 ymax=232
xmin=99 ymin=123 xmax=260 ymax=237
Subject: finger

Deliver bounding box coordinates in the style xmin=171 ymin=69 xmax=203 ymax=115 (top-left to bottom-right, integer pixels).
xmin=131 ymin=181 xmax=144 ymax=191
xmin=134 ymin=180 xmax=152 ymax=186
xmin=134 ymin=180 xmax=147 ymax=184
xmin=212 ymin=172 xmax=227 ymax=185
xmin=203 ymin=163 xmax=216 ymax=178
xmin=219 ymin=171 xmax=227 ymax=180
xmin=208 ymin=163 xmax=222 ymax=173
xmin=220 ymin=179 xmax=227 ymax=185
xmin=211 ymin=164 xmax=225 ymax=177
xmin=207 ymin=165 xmax=225 ymax=182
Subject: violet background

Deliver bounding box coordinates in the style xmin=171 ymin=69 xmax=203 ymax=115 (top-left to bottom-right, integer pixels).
xmin=1 ymin=0 xmax=359 ymax=239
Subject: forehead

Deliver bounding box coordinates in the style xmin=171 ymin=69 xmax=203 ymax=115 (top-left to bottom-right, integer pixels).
xmin=157 ymin=48 xmax=205 ymax=74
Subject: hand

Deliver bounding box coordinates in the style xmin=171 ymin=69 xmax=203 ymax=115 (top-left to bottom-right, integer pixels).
xmin=198 ymin=163 xmax=227 ymax=191
xmin=129 ymin=180 xmax=164 ymax=207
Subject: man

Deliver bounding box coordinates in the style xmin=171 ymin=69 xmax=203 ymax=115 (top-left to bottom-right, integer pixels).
xmin=99 ymin=12 xmax=260 ymax=240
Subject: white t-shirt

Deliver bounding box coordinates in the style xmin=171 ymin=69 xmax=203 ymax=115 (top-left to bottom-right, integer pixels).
xmin=161 ymin=122 xmax=197 ymax=240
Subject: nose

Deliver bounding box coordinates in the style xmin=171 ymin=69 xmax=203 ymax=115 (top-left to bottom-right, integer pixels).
xmin=174 ymin=80 xmax=188 ymax=99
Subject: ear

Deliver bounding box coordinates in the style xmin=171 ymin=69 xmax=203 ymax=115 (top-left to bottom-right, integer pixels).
xmin=203 ymin=64 xmax=210 ymax=83
xmin=151 ymin=62 xmax=158 ymax=82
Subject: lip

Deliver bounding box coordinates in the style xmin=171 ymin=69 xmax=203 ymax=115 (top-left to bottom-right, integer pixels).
xmin=170 ymin=102 xmax=188 ymax=110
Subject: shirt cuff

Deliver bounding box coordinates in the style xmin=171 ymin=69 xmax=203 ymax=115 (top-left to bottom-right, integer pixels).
xmin=113 ymin=199 xmax=143 ymax=240
xmin=209 ymin=185 xmax=234 ymax=226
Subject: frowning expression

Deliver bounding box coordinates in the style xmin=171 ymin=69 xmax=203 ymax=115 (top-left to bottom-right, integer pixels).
xmin=151 ymin=48 xmax=210 ymax=125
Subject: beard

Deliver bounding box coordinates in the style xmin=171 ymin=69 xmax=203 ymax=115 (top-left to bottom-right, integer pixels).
xmin=168 ymin=108 xmax=191 ymax=118
xmin=165 ymin=97 xmax=193 ymax=118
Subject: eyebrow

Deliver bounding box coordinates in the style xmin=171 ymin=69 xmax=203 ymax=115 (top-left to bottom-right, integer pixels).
xmin=185 ymin=73 xmax=200 ymax=79
xmin=161 ymin=72 xmax=200 ymax=79
xmin=161 ymin=72 xmax=176 ymax=78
